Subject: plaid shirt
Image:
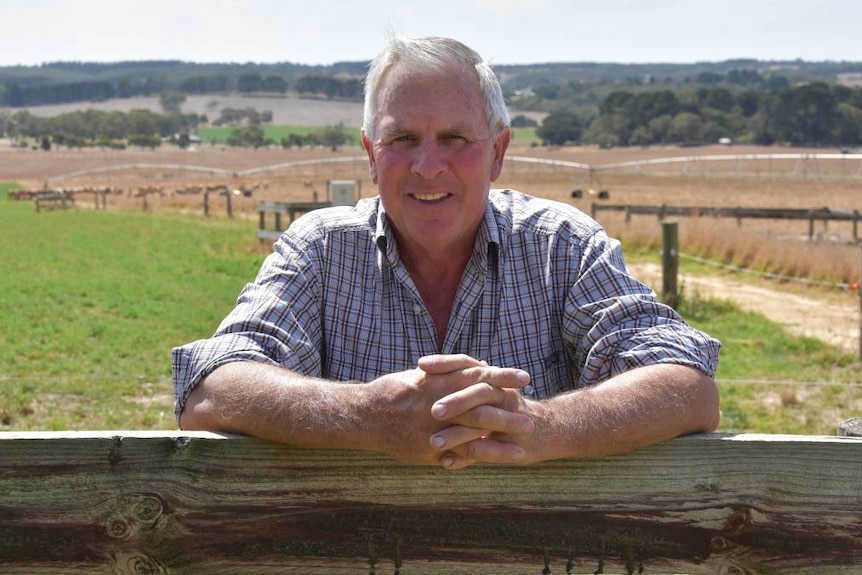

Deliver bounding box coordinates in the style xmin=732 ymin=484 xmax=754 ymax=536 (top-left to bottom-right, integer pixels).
xmin=172 ymin=189 xmax=720 ymax=421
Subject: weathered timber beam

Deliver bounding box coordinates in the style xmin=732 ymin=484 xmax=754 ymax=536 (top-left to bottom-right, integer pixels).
xmin=1 ymin=431 xmax=860 ymax=574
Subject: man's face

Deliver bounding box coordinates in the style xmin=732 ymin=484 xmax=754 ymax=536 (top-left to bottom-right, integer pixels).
xmin=362 ymin=66 xmax=510 ymax=259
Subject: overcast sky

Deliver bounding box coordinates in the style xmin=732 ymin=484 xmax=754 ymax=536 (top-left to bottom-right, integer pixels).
xmin=1 ymin=0 xmax=860 ymax=67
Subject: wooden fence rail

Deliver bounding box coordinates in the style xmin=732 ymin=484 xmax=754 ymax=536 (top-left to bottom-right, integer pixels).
xmin=257 ymin=200 xmax=333 ymax=241
xmin=592 ymin=203 xmax=862 ymax=241
xmin=1 ymin=431 xmax=860 ymax=574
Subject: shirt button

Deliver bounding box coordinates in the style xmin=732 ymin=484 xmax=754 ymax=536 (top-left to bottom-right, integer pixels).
xmin=524 ymin=385 xmax=535 ymax=396
xmin=412 ymin=304 xmax=422 ymax=315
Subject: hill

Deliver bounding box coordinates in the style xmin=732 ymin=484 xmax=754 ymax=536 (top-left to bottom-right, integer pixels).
xmin=2 ymin=94 xmax=366 ymax=128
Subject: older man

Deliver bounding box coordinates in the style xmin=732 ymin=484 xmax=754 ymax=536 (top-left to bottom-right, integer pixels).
xmin=173 ymin=36 xmax=720 ymax=470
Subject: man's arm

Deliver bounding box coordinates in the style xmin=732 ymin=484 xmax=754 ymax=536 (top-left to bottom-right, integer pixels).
xmin=427 ymin=362 xmax=720 ymax=469
xmin=179 ymin=357 xmax=534 ymax=466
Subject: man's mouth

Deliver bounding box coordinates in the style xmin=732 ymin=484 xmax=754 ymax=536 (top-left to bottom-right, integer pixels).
xmin=412 ymin=193 xmax=449 ymax=202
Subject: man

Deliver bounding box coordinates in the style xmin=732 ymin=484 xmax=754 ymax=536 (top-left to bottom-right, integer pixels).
xmin=173 ymin=36 xmax=721 ymax=470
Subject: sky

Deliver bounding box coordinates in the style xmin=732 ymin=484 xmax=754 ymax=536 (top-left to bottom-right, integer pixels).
xmin=1 ymin=0 xmax=861 ymax=67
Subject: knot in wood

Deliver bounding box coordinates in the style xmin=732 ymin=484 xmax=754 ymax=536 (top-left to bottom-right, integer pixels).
xmin=710 ymin=535 xmax=731 ymax=551
xmin=106 ymin=517 xmax=130 ymax=538
xmin=134 ymin=496 xmax=163 ymax=522
xmin=125 ymin=554 xmax=166 ymax=575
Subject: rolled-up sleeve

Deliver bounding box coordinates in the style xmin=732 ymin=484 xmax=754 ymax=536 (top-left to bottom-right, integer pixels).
xmin=565 ymin=229 xmax=720 ymax=386
xmin=171 ymin=230 xmax=324 ymax=422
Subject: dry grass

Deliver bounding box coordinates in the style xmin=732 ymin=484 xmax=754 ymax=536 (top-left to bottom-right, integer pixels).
xmin=4 ymin=142 xmax=862 ymax=284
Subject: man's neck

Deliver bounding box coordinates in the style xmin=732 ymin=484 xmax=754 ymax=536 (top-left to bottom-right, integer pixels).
xmin=400 ymin=244 xmax=473 ymax=351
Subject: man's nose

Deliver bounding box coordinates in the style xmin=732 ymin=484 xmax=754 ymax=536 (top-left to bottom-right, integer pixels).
xmin=411 ymin=139 xmax=447 ymax=178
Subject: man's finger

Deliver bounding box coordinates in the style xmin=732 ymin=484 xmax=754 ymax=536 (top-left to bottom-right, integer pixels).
xmin=419 ymin=355 xmax=531 ymax=389
xmin=417 ymin=354 xmax=482 ymax=373
xmin=440 ymin=437 xmax=527 ymax=470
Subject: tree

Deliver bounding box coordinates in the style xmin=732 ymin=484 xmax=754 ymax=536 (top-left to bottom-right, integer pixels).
xmin=511 ymin=114 xmax=538 ymax=128
xmin=226 ymin=125 xmax=267 ymax=148
xmin=159 ymin=91 xmax=186 ymax=114
xmin=631 ymin=90 xmax=680 ymax=127
xmin=695 ymin=72 xmax=722 ymax=86
xmin=699 ymin=87 xmax=735 ymax=113
xmin=536 ymin=111 xmax=583 ymax=146
xmin=237 ymin=74 xmax=264 ymax=93
xmin=128 ymin=134 xmax=161 ymax=149
xmin=771 ymin=82 xmax=838 ymax=146
xmin=835 ymin=103 xmax=862 ymax=146
xmin=583 ymin=113 xmax=629 ymax=148
xmin=668 ymin=112 xmax=705 ymax=145
xmin=727 ymin=69 xmax=764 ymax=87
xmin=262 ymin=75 xmax=288 ymax=94
xmin=175 ymin=133 xmax=191 ymax=149
xmin=316 ymin=124 xmax=348 ymax=151
xmin=736 ymin=90 xmax=762 ymax=117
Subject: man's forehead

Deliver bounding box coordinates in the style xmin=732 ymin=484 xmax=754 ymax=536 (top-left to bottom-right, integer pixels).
xmin=375 ymin=68 xmax=487 ymax=129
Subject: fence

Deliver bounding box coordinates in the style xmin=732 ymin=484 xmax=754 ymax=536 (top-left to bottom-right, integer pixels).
xmin=591 ymin=203 xmax=862 ymax=242
xmin=33 ymin=191 xmax=74 ymax=212
xmin=257 ymin=200 xmax=333 ymax=241
xmin=1 ymin=430 xmax=860 ymax=574
xmin=257 ymin=180 xmax=359 ymax=241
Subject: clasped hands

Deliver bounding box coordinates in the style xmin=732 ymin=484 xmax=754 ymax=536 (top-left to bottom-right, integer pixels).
xmin=371 ymin=353 xmax=539 ymax=470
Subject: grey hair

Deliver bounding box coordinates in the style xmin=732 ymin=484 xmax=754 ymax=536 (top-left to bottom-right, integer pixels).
xmin=362 ymin=36 xmax=510 ymax=141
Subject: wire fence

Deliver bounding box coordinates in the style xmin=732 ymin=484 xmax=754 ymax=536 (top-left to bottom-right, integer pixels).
xmin=681 ymin=252 xmax=857 ymax=290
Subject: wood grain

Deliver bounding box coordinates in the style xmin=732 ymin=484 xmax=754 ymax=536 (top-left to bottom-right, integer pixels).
xmin=1 ymin=431 xmax=860 ymax=574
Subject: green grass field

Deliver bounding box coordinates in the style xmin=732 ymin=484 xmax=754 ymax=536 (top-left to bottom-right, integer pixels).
xmin=197 ymin=124 xmax=363 ymax=145
xmin=0 ymin=182 xmax=264 ymax=429
xmin=1 ymin=181 xmax=859 ymax=434
xmin=196 ymin=125 xmax=539 ymax=147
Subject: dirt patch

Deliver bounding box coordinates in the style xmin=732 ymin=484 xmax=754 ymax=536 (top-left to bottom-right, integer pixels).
xmin=629 ymin=262 xmax=860 ymax=354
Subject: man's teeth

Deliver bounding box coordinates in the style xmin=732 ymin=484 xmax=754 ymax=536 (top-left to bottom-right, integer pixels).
xmin=414 ymin=193 xmax=448 ymax=201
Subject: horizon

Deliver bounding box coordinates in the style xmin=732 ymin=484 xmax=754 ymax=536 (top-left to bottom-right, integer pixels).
xmin=1 ymin=1 xmax=861 ymax=68
xmin=4 ymin=56 xmax=862 ymax=70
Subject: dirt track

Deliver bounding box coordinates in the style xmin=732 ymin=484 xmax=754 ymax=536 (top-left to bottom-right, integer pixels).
xmin=629 ymin=262 xmax=860 ymax=354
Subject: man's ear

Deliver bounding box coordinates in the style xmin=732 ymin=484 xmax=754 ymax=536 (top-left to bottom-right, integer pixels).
xmin=490 ymin=127 xmax=511 ymax=182
xmin=361 ymin=131 xmax=378 ymax=184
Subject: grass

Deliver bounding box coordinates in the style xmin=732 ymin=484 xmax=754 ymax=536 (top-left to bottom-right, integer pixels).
xmin=1 ymin=180 xmax=859 ymax=435
xmin=677 ymin=292 xmax=861 ymax=434
xmin=510 ymin=126 xmax=540 ymax=146
xmin=0 ymin=182 xmax=265 ymax=430
xmin=196 ymin=125 xmax=537 ymax=147
xmin=197 ymin=124 xmax=362 ymax=145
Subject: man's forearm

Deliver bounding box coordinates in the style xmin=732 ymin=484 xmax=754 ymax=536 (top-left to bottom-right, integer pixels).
xmin=527 ymin=363 xmax=720 ymax=462
xmin=180 ymin=361 xmax=379 ymax=451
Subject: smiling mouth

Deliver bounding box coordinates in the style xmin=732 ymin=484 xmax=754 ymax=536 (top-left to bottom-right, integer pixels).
xmin=411 ymin=193 xmax=450 ymax=202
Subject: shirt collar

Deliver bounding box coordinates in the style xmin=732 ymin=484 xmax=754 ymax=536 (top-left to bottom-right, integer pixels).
xmin=373 ymin=196 xmax=501 ymax=277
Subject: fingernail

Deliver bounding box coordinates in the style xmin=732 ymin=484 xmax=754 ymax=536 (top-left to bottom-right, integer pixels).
xmin=511 ymin=448 xmax=525 ymax=462
xmin=520 ymin=419 xmax=534 ymax=433
xmin=441 ymin=455 xmax=455 ymax=468
xmin=516 ymin=371 xmax=530 ymax=384
xmin=430 ymin=435 xmax=446 ymax=449
xmin=431 ymin=403 xmax=447 ymax=418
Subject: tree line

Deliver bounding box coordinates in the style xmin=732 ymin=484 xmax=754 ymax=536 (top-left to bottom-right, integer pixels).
xmin=0 ymin=73 xmax=362 ymax=107
xmin=534 ymin=81 xmax=862 ymax=148
xmin=0 ymin=107 xmax=352 ymax=152
xmin=0 ymin=109 xmax=204 ymax=149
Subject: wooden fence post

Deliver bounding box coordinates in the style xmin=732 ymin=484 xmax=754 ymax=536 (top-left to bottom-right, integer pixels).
xmin=662 ymin=220 xmax=679 ymax=308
